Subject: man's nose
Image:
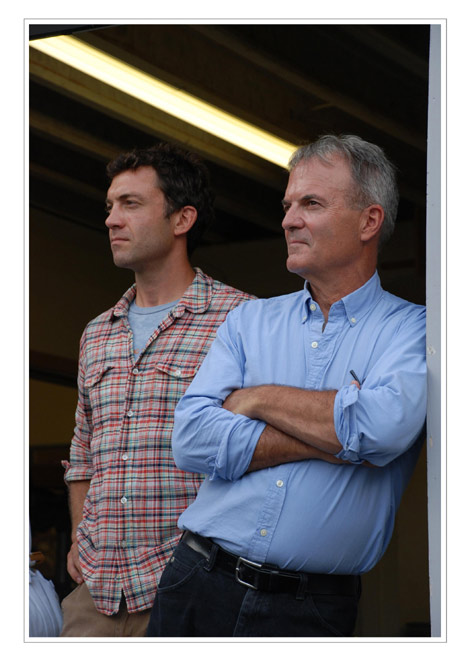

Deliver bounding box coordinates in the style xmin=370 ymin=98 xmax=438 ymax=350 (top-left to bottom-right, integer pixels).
xmin=105 ymin=207 xmax=122 ymax=229
xmin=282 ymin=206 xmax=302 ymax=231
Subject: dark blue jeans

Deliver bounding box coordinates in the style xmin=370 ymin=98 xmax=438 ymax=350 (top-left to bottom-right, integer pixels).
xmin=146 ymin=540 xmax=360 ymax=637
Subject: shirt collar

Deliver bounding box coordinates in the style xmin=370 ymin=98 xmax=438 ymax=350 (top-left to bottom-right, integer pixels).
xmin=301 ymin=271 xmax=383 ymax=327
xmin=340 ymin=271 xmax=383 ymax=326
xmin=173 ymin=267 xmax=213 ymax=317
xmin=112 ymin=285 xmax=137 ymax=319
xmin=110 ymin=267 xmax=212 ymax=320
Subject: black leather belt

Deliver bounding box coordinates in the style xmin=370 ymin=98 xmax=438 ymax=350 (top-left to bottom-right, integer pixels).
xmin=181 ymin=530 xmax=360 ymax=597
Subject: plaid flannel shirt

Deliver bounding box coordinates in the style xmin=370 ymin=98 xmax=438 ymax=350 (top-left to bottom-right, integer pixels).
xmin=63 ymin=268 xmax=252 ymax=615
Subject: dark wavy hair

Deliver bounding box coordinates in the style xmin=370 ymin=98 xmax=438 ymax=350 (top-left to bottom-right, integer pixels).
xmin=106 ymin=142 xmax=214 ymax=256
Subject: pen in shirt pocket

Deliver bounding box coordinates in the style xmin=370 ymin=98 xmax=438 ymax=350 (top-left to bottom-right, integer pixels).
xmin=349 ymin=370 xmax=363 ymax=386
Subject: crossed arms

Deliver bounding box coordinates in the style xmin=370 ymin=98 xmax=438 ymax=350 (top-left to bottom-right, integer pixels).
xmin=172 ymin=300 xmax=427 ymax=480
xmin=223 ymin=385 xmax=345 ymax=471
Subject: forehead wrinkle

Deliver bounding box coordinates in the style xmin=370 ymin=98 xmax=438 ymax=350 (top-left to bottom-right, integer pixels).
xmin=287 ymin=169 xmax=352 ymax=208
xmin=300 ymin=193 xmax=324 ymax=203
xmin=283 ymin=191 xmax=331 ymax=208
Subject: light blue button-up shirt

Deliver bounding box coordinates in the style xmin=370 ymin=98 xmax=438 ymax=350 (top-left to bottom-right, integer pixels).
xmin=172 ymin=272 xmax=426 ymax=574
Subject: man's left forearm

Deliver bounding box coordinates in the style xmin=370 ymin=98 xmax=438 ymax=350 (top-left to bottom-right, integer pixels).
xmin=247 ymin=423 xmax=345 ymax=471
xmin=223 ymin=384 xmax=341 ymax=454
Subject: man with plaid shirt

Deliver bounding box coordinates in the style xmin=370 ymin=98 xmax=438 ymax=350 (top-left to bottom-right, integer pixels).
xmin=60 ymin=143 xmax=252 ymax=637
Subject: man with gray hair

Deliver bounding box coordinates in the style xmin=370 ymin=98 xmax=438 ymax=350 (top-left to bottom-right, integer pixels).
xmin=146 ymin=134 xmax=427 ymax=637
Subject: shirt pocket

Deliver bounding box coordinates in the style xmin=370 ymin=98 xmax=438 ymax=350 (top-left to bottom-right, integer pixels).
xmin=84 ymin=363 xmax=127 ymax=432
xmin=153 ymin=359 xmax=199 ymax=417
xmin=84 ymin=363 xmax=114 ymax=389
xmin=154 ymin=360 xmax=199 ymax=382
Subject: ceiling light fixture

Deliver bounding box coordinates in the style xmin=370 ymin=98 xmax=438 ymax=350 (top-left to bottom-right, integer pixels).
xmin=30 ymin=35 xmax=296 ymax=168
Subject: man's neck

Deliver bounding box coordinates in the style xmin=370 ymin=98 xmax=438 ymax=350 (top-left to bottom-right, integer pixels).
xmin=306 ymin=267 xmax=376 ymax=323
xmin=134 ymin=259 xmax=196 ymax=307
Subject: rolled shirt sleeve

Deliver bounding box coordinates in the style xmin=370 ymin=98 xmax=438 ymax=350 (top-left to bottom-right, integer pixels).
xmin=334 ymin=307 xmax=427 ymax=466
xmin=63 ymin=333 xmax=94 ymax=483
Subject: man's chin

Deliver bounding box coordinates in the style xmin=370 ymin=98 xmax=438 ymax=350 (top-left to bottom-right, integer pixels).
xmin=112 ymin=255 xmax=135 ymax=271
xmin=286 ymin=257 xmax=305 ymax=276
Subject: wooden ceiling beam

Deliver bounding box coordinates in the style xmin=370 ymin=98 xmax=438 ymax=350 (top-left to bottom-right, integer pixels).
xmin=193 ymin=25 xmax=427 ymax=151
xmin=339 ymin=25 xmax=428 ymax=79
xmin=30 ymin=110 xmax=119 ymax=163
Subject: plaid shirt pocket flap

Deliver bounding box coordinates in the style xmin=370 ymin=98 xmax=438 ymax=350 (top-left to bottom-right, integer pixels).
xmin=154 ymin=360 xmax=198 ymax=380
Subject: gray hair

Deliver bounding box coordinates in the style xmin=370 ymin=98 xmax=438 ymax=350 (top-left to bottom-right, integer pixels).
xmin=288 ymin=134 xmax=399 ymax=247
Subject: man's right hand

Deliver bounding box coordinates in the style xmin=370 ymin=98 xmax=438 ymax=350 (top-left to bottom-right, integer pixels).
xmin=67 ymin=541 xmax=84 ymax=584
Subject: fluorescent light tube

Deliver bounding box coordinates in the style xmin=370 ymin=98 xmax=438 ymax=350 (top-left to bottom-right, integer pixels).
xmin=30 ymin=35 xmax=296 ymax=168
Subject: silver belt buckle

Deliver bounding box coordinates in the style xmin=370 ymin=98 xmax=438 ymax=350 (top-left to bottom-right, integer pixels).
xmin=235 ymin=556 xmax=263 ymax=589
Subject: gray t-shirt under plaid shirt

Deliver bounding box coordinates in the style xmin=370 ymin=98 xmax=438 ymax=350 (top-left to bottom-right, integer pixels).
xmin=128 ymin=299 xmax=178 ymax=360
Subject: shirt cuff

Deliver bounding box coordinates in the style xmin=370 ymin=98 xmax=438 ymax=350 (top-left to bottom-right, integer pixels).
xmin=205 ymin=419 xmax=267 ymax=481
xmin=333 ymin=385 xmax=364 ymax=464
xmin=62 ymin=460 xmax=93 ymax=483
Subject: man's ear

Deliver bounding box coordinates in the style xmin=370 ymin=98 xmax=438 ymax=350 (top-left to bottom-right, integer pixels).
xmin=360 ymin=204 xmax=385 ymax=242
xmin=172 ymin=205 xmax=198 ymax=237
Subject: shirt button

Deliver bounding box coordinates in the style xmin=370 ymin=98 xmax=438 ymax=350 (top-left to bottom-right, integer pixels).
xmin=132 ymin=368 xmax=139 ymax=375
xmin=120 ymin=540 xmax=127 ymax=548
xmin=310 ymin=304 xmax=317 ymax=311
xmin=127 ymin=410 xmax=134 ymax=417
xmin=276 ymin=480 xmax=284 ymax=488
xmin=174 ymin=369 xmax=182 ymax=377
xmin=122 ymin=454 xmax=128 ymax=461
xmin=311 ymin=341 xmax=318 ymax=348
xmin=260 ymin=529 xmax=268 ymax=537
xmin=351 ymin=317 xmax=357 ymax=324
xmin=120 ymin=496 xmax=127 ymax=504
